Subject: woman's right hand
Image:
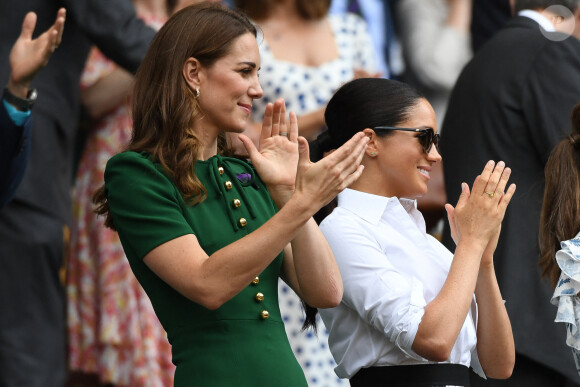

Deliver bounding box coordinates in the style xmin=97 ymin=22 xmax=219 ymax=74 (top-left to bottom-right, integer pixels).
xmin=292 ymin=132 xmax=369 ymax=212
xmin=446 ymin=160 xmax=516 ymax=249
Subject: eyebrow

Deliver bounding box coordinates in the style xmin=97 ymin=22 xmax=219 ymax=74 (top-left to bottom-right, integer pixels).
xmin=238 ymin=61 xmax=257 ymax=68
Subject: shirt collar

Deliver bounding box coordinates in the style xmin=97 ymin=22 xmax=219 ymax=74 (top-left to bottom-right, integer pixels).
xmin=337 ymin=188 xmax=417 ymax=225
xmin=519 ymin=9 xmax=556 ymax=32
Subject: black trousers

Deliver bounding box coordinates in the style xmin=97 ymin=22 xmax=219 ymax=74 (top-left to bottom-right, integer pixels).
xmin=0 ymin=202 xmax=66 ymax=387
xmin=350 ymin=363 xmax=470 ymax=387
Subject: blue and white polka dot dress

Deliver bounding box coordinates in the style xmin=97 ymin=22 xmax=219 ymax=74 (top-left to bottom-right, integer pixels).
xmin=252 ymin=13 xmax=376 ymax=386
xmin=252 ymin=13 xmax=376 ymax=125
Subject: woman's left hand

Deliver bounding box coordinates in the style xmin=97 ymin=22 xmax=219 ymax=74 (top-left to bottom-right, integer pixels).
xmin=238 ymin=99 xmax=299 ymax=202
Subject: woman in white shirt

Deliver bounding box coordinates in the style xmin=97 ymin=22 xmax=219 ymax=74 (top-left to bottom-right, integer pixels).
xmin=316 ymin=77 xmax=516 ymax=386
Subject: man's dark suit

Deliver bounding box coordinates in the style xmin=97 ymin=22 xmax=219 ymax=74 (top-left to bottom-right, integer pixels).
xmin=0 ymin=105 xmax=32 ymax=208
xmin=441 ymin=16 xmax=580 ymax=385
xmin=0 ymin=1 xmax=155 ymax=385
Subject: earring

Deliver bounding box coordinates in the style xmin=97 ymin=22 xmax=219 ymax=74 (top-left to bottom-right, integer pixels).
xmin=370 ymin=152 xmax=376 ymax=156
xmin=195 ymin=87 xmax=200 ymax=98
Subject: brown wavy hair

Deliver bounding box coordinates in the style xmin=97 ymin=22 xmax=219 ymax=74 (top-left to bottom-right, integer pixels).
xmin=539 ymin=103 xmax=580 ymax=288
xmin=234 ymin=0 xmax=330 ymax=21
xmin=94 ymin=3 xmax=257 ymax=230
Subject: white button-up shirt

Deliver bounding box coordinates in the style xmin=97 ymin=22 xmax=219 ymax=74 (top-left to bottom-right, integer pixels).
xmin=318 ymin=188 xmax=482 ymax=379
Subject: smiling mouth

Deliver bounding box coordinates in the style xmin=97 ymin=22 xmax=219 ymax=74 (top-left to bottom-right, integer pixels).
xmin=418 ymin=168 xmax=430 ymax=177
xmin=238 ymin=103 xmax=252 ymax=113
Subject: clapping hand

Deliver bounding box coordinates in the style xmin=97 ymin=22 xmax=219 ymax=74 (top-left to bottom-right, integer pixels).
xmin=238 ymin=99 xmax=300 ymax=204
xmin=445 ymin=160 xmax=516 ymax=251
xmin=8 ymin=8 xmax=66 ymax=98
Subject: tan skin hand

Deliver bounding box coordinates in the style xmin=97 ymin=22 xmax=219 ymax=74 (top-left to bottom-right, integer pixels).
xmin=446 ymin=161 xmax=516 ymax=250
xmin=8 ymin=8 xmax=66 ymax=98
xmin=239 ymin=99 xmax=300 ymax=191
xmin=239 ymin=98 xmax=369 ymax=210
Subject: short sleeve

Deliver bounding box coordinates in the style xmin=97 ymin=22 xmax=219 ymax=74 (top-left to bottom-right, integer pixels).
xmin=104 ymin=151 xmax=194 ymax=260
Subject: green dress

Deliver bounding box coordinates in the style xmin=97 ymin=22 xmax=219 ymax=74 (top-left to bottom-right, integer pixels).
xmin=104 ymin=151 xmax=307 ymax=386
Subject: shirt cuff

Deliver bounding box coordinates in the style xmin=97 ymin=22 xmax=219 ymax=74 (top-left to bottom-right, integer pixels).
xmin=3 ymin=99 xmax=31 ymax=126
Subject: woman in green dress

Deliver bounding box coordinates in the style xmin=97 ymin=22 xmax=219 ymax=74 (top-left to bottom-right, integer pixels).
xmin=93 ymin=3 xmax=369 ymax=385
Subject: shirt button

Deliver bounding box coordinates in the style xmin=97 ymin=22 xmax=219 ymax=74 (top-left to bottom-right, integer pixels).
xmin=218 ymin=166 xmax=224 ymax=175
xmin=224 ymin=181 xmax=232 ymax=190
xmin=255 ymin=292 xmax=264 ymax=302
xmin=232 ymin=199 xmax=241 ymax=208
xmin=239 ymin=218 xmax=247 ymax=227
xmin=260 ymin=310 xmax=269 ymax=320
xmin=251 ymin=277 xmax=260 ymax=285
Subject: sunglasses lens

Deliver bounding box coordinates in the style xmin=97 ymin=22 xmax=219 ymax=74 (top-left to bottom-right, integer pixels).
xmin=418 ymin=131 xmax=432 ymax=153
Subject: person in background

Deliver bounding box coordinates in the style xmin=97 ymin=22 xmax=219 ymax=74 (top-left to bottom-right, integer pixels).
xmin=232 ymin=1 xmax=378 ymax=384
xmin=329 ymin=0 xmax=393 ymax=78
xmin=0 ymin=0 xmax=156 ymax=384
xmin=394 ymin=0 xmax=473 ymax=236
xmin=539 ymin=103 xmax=580 ymax=378
xmin=471 ymin=0 xmax=511 ymax=51
xmin=66 ymin=1 xmax=180 ymax=385
xmin=317 ymin=77 xmax=515 ymax=386
xmin=0 ymin=9 xmax=65 ymax=208
xmin=396 ymin=0 xmax=472 ymax=128
xmin=440 ymin=0 xmax=580 ymax=385
xmin=93 ymin=3 xmax=369 ymax=385
xmin=234 ymin=0 xmax=379 ymax=144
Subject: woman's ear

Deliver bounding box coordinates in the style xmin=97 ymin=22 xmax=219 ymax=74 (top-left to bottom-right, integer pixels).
xmin=182 ymin=57 xmax=201 ymax=90
xmin=362 ymin=128 xmax=379 ymax=157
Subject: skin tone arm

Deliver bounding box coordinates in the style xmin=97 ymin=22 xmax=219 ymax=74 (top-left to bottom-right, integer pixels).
xmin=446 ymin=0 xmax=472 ymax=34
xmin=144 ymin=100 xmax=368 ymax=310
xmin=7 ymin=8 xmax=66 ymax=101
xmin=469 ymin=225 xmax=515 ymax=378
xmin=412 ymin=161 xmax=516 ymax=374
xmin=81 ymin=67 xmax=134 ymax=119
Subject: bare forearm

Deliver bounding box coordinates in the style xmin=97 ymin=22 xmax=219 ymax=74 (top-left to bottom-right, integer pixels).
xmin=474 ymin=262 xmax=515 ymax=378
xmin=414 ymin=239 xmax=484 ymax=361
xmin=199 ymin=195 xmax=319 ymax=306
xmin=296 ymin=108 xmax=326 ymax=141
xmin=446 ymin=0 xmax=472 ymax=33
xmin=82 ymin=68 xmax=134 ymax=119
xmin=288 ymin=218 xmax=342 ymax=307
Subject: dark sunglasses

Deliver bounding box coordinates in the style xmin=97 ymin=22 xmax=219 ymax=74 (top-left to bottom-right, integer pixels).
xmin=373 ymin=126 xmax=440 ymax=154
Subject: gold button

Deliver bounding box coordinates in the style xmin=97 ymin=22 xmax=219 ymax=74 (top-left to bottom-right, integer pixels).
xmin=232 ymin=198 xmax=241 ymax=208
xmin=255 ymin=292 xmax=264 ymax=302
xmin=251 ymin=277 xmax=260 ymax=285
xmin=239 ymin=218 xmax=247 ymax=227
xmin=224 ymin=181 xmax=232 ymax=190
xmin=218 ymin=166 xmax=224 ymax=175
xmin=260 ymin=310 xmax=269 ymax=320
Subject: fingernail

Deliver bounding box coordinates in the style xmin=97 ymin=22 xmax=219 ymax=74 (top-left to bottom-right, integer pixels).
xmin=487 ymin=160 xmax=494 ymax=166
xmin=498 ymin=161 xmax=505 ymax=167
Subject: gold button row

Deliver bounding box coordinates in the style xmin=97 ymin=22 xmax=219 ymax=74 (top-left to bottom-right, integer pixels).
xmin=249 ymin=276 xmax=268 ymax=319
xmin=219 ymin=169 xmax=246 ymax=227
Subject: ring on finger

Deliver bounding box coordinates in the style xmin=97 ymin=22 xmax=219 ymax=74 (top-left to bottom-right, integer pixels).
xmin=484 ymin=191 xmax=494 ymax=199
xmin=279 ymin=132 xmax=288 ymax=136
